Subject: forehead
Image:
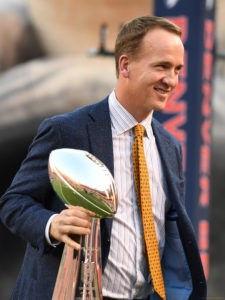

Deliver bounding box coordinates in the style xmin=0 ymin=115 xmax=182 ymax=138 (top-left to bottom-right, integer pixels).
xmin=139 ymin=28 xmax=184 ymax=63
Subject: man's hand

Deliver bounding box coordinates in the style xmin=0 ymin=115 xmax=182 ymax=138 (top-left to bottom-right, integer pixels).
xmin=50 ymin=205 xmax=95 ymax=250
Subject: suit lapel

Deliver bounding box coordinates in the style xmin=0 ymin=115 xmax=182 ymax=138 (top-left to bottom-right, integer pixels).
xmin=87 ymin=97 xmax=114 ymax=176
xmin=152 ymin=119 xmax=184 ymax=210
xmin=87 ymin=97 xmax=114 ymax=236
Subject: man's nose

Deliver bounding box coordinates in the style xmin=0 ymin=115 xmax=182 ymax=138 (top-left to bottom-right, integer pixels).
xmin=162 ymin=70 xmax=178 ymax=88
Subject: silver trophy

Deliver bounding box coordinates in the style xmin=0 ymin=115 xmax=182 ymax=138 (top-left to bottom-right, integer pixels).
xmin=48 ymin=148 xmax=117 ymax=300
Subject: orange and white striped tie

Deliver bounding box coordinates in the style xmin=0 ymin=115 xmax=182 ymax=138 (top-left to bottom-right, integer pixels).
xmin=132 ymin=124 xmax=166 ymax=300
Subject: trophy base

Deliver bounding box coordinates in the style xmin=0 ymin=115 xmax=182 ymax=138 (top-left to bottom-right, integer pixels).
xmin=52 ymin=218 xmax=103 ymax=300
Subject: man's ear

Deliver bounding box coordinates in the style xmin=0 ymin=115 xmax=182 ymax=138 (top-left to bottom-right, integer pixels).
xmin=118 ymin=55 xmax=129 ymax=78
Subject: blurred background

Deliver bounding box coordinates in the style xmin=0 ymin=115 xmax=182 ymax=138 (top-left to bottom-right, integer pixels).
xmin=0 ymin=0 xmax=224 ymax=299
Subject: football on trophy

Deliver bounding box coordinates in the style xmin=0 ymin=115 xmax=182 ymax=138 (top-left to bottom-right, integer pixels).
xmin=48 ymin=148 xmax=117 ymax=218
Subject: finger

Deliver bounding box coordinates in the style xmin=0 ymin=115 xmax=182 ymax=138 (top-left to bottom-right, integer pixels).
xmin=60 ymin=215 xmax=92 ymax=228
xmin=63 ymin=235 xmax=82 ymax=250
xmin=62 ymin=225 xmax=91 ymax=236
xmin=61 ymin=207 xmax=91 ymax=219
xmin=50 ymin=223 xmax=91 ymax=244
xmin=67 ymin=205 xmax=96 ymax=216
xmin=58 ymin=210 xmax=92 ymax=227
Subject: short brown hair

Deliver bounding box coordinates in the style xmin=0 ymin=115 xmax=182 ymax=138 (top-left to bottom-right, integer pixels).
xmin=115 ymin=15 xmax=182 ymax=77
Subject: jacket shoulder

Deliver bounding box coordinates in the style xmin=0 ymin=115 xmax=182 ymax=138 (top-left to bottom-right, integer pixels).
xmin=36 ymin=97 xmax=109 ymax=149
xmin=48 ymin=97 xmax=108 ymax=125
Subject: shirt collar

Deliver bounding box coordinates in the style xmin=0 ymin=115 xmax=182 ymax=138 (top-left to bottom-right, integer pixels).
xmin=108 ymin=90 xmax=153 ymax=138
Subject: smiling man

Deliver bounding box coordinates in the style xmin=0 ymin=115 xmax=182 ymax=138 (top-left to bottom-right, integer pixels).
xmin=115 ymin=26 xmax=184 ymax=122
xmin=0 ymin=16 xmax=206 ymax=300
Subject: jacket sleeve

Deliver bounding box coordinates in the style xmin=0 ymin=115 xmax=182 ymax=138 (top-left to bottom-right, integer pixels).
xmin=0 ymin=117 xmax=64 ymax=254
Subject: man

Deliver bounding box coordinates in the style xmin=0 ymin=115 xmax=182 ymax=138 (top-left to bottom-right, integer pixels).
xmin=0 ymin=16 xmax=206 ymax=299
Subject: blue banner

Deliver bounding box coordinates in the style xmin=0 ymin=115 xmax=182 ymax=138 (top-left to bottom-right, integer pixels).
xmin=154 ymin=0 xmax=215 ymax=279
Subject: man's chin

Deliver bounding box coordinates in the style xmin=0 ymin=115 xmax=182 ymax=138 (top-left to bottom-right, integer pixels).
xmin=154 ymin=104 xmax=167 ymax=112
xmin=153 ymin=99 xmax=168 ymax=111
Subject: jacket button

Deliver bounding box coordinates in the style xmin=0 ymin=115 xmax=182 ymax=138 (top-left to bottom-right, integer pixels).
xmin=31 ymin=245 xmax=38 ymax=250
xmin=199 ymin=281 xmax=205 ymax=287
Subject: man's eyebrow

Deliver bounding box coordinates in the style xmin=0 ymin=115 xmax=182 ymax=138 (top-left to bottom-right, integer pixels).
xmin=154 ymin=61 xmax=184 ymax=69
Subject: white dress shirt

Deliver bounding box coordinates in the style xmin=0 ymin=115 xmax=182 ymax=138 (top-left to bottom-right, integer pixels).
xmin=102 ymin=91 xmax=170 ymax=299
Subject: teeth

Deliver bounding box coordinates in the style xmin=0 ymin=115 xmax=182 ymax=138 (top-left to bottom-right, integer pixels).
xmin=155 ymin=88 xmax=167 ymax=94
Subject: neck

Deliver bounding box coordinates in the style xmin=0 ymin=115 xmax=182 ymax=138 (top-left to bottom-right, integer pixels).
xmin=114 ymin=84 xmax=152 ymax=123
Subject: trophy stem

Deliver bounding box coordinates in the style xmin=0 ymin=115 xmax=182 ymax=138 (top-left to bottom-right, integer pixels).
xmin=52 ymin=218 xmax=102 ymax=300
xmin=52 ymin=241 xmax=81 ymax=299
xmin=76 ymin=218 xmax=103 ymax=299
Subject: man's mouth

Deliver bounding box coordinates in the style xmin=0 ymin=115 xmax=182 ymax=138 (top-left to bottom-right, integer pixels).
xmin=154 ymin=87 xmax=170 ymax=94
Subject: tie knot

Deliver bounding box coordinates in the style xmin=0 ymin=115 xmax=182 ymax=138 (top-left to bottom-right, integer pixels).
xmin=133 ymin=124 xmax=145 ymax=138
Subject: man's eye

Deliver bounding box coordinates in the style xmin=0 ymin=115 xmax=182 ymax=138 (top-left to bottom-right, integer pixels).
xmin=157 ymin=65 xmax=166 ymax=69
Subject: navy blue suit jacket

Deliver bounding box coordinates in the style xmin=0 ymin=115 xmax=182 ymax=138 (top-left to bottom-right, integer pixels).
xmin=0 ymin=98 xmax=206 ymax=299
